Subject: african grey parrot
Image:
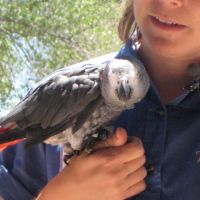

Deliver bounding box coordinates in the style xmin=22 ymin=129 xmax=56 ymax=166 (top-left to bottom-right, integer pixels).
xmin=0 ymin=58 xmax=149 ymax=160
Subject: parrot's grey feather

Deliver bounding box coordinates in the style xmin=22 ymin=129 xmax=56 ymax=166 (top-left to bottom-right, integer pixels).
xmin=50 ymin=82 xmax=100 ymax=127
xmin=72 ymin=96 xmax=103 ymax=133
xmin=25 ymin=122 xmax=69 ymax=147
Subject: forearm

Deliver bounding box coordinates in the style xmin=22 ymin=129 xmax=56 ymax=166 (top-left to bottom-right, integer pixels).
xmin=36 ymin=169 xmax=78 ymax=200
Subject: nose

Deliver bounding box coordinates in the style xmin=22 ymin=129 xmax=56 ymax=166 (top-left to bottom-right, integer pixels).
xmin=158 ymin=0 xmax=183 ymax=7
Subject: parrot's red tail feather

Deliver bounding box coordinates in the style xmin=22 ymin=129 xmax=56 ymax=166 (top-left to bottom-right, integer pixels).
xmin=0 ymin=127 xmax=25 ymax=151
xmin=0 ymin=127 xmax=10 ymax=133
xmin=0 ymin=139 xmax=25 ymax=151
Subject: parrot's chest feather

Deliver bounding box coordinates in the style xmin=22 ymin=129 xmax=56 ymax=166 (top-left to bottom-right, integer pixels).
xmin=45 ymin=104 xmax=120 ymax=151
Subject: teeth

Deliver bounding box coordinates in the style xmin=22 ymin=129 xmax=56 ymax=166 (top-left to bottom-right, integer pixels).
xmin=154 ymin=16 xmax=178 ymax=25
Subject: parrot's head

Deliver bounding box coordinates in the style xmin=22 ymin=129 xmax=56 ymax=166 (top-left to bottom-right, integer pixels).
xmin=100 ymin=59 xmax=149 ymax=110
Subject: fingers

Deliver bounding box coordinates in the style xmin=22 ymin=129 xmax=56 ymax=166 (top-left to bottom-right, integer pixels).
xmin=116 ymin=137 xmax=145 ymax=163
xmin=124 ymin=180 xmax=147 ymax=199
xmin=121 ymin=155 xmax=146 ymax=197
xmin=123 ymin=154 xmax=146 ymax=176
xmin=122 ymin=166 xmax=147 ymax=199
xmin=126 ymin=166 xmax=147 ymax=186
xmin=85 ymin=130 xmax=145 ymax=166
xmin=94 ymin=127 xmax=128 ymax=150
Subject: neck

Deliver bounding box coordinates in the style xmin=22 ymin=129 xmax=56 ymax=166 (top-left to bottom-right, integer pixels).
xmin=138 ymin=45 xmax=193 ymax=103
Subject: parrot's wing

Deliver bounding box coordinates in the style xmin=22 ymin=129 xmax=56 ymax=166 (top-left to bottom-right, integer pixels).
xmin=0 ymin=64 xmax=103 ymax=133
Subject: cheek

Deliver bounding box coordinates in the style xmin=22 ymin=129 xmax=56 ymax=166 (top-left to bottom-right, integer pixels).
xmin=133 ymin=0 xmax=143 ymax=21
xmin=133 ymin=0 xmax=149 ymax=34
xmin=133 ymin=0 xmax=150 ymax=16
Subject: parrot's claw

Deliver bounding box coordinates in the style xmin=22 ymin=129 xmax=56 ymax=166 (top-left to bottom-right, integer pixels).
xmin=82 ymin=128 xmax=111 ymax=154
xmin=63 ymin=150 xmax=80 ymax=165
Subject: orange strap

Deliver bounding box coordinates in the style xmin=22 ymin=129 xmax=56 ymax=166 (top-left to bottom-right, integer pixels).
xmin=0 ymin=139 xmax=25 ymax=151
xmin=0 ymin=127 xmax=25 ymax=151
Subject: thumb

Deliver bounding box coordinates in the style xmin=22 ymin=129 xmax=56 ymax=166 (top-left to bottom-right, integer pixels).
xmin=95 ymin=127 xmax=128 ymax=150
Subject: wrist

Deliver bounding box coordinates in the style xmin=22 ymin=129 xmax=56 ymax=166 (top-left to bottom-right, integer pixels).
xmin=36 ymin=170 xmax=76 ymax=200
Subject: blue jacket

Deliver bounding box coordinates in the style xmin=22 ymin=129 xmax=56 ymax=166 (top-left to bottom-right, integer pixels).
xmin=1 ymin=40 xmax=200 ymax=200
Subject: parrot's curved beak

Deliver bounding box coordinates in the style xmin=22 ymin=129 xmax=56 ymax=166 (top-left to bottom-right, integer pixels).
xmin=117 ymin=79 xmax=132 ymax=101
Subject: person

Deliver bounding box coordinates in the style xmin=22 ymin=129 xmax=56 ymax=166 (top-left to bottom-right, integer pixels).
xmin=1 ymin=0 xmax=200 ymax=199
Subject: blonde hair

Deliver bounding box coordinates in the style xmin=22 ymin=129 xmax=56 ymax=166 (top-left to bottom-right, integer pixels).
xmin=118 ymin=0 xmax=138 ymax=43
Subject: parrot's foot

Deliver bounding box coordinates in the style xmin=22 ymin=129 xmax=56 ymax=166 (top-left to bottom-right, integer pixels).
xmin=82 ymin=127 xmax=111 ymax=153
xmin=64 ymin=128 xmax=111 ymax=164
xmin=63 ymin=150 xmax=80 ymax=165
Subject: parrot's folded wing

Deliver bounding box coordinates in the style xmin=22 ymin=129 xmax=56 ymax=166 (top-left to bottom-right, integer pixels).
xmin=0 ymin=64 xmax=102 ymax=140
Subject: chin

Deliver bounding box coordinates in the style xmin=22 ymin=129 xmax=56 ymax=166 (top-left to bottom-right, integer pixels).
xmin=154 ymin=46 xmax=184 ymax=58
xmin=144 ymin=36 xmax=189 ymax=59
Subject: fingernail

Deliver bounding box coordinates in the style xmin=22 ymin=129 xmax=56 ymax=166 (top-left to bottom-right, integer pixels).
xmin=116 ymin=128 xmax=123 ymax=138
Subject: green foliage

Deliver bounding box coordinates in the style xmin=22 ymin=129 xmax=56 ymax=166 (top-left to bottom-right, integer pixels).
xmin=0 ymin=0 xmax=122 ymax=110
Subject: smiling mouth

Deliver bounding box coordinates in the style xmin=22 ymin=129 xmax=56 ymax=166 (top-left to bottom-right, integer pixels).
xmin=150 ymin=15 xmax=186 ymax=30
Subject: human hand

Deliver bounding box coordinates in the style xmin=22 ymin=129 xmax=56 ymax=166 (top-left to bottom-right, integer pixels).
xmin=37 ymin=128 xmax=147 ymax=200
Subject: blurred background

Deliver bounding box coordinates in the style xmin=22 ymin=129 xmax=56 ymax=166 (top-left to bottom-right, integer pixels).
xmin=0 ymin=0 xmax=123 ymax=115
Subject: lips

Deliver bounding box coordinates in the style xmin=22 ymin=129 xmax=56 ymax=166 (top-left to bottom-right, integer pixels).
xmin=150 ymin=15 xmax=186 ymax=30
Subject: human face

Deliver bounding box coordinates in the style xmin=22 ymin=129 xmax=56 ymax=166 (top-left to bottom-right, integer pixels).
xmin=133 ymin=0 xmax=200 ymax=62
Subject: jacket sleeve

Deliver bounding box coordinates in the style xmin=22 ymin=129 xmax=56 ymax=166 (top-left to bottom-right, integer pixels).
xmin=0 ymin=141 xmax=62 ymax=200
